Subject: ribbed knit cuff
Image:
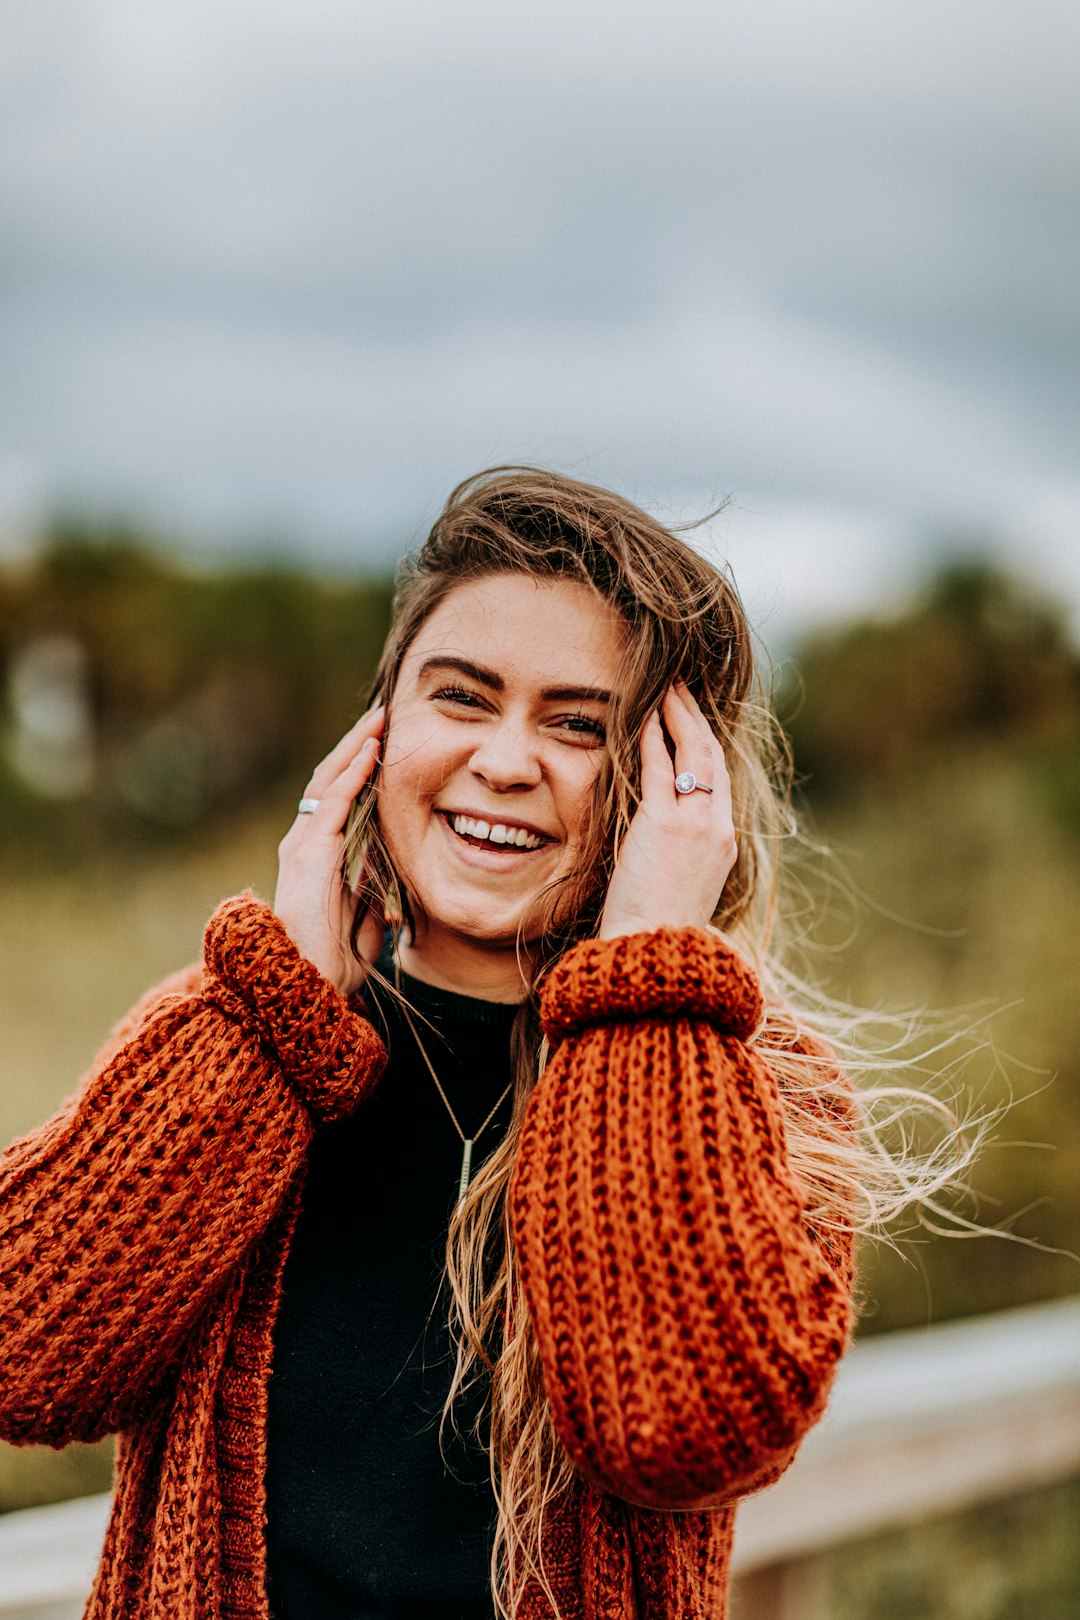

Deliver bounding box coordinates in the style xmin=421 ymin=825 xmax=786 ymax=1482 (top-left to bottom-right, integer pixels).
xmin=202 ymin=892 xmax=386 ymax=1124
xmin=539 ymin=927 xmax=763 ymax=1044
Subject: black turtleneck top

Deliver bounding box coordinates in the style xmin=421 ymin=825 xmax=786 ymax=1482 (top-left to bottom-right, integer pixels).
xmin=264 ymin=945 xmax=518 ymax=1620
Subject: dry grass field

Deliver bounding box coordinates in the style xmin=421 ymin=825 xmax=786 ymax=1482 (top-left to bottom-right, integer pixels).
xmin=0 ymin=806 xmax=281 ymax=1147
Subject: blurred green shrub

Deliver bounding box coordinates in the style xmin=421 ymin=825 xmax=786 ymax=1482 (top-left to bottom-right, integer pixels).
xmin=0 ymin=524 xmax=393 ymax=867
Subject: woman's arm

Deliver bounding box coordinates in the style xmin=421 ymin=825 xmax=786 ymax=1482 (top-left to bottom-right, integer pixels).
xmin=508 ymin=926 xmax=853 ymax=1512
xmin=0 ymin=892 xmax=385 ymax=1448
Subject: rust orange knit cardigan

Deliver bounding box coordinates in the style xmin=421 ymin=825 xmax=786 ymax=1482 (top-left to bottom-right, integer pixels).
xmin=0 ymin=892 xmax=853 ymax=1619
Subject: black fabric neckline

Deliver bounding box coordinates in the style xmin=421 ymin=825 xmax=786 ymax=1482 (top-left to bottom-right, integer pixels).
xmin=364 ymin=935 xmax=524 ymax=1030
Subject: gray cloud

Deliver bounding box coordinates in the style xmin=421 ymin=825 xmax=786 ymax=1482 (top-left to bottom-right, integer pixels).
xmin=1 ymin=0 xmax=1078 ymax=624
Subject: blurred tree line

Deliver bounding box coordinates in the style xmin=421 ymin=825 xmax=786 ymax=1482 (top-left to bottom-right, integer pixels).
xmin=783 ymin=560 xmax=1080 ymax=823
xmin=0 ymin=523 xmax=393 ymax=867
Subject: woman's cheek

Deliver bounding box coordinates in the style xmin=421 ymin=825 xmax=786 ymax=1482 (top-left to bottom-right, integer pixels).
xmin=379 ymin=710 xmax=447 ymax=799
xmin=562 ymin=754 xmax=607 ymax=848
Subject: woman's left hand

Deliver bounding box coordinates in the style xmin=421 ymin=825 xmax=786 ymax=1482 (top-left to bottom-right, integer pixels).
xmin=274 ymin=705 xmax=386 ymax=995
xmin=598 ymin=682 xmax=738 ymax=940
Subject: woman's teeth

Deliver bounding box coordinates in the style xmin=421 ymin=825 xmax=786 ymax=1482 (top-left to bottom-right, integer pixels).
xmin=450 ymin=814 xmax=545 ymax=851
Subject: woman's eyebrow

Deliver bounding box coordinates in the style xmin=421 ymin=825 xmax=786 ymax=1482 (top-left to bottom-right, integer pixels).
xmin=417 ymin=656 xmax=504 ymax=690
xmin=542 ymin=684 xmax=612 ymax=704
xmin=416 ymin=656 xmax=610 ymax=705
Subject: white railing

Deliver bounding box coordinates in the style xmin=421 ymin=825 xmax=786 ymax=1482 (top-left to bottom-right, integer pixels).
xmin=2 ymin=1295 xmax=1078 ymax=1619
xmin=730 ymin=1292 xmax=1080 ymax=1618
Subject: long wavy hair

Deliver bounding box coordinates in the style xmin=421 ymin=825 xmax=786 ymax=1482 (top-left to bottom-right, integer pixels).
xmin=344 ymin=467 xmax=979 ymax=1617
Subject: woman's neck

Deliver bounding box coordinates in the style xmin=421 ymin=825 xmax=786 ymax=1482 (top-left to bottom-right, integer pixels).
xmin=392 ymin=929 xmax=531 ymax=1004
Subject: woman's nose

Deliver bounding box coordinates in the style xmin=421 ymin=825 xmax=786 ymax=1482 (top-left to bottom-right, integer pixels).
xmin=467 ymin=720 xmax=543 ymax=789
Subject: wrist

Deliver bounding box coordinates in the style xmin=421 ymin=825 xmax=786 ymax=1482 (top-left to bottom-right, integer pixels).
xmin=203 ymin=892 xmax=386 ymax=1122
xmin=542 ymin=927 xmax=763 ymax=1043
xmin=597 ymin=911 xmax=706 ymax=941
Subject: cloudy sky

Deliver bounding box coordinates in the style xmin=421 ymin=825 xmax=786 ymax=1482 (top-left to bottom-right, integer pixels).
xmin=3 ymin=0 xmax=1079 ymax=634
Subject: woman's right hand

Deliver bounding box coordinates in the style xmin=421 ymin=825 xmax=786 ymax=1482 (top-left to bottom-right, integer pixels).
xmin=274 ymin=704 xmax=386 ymax=996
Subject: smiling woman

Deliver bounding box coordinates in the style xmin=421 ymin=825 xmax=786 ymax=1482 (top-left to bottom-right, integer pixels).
xmin=0 ymin=468 xmax=968 ymax=1620
xmin=373 ymin=576 xmax=626 ymax=988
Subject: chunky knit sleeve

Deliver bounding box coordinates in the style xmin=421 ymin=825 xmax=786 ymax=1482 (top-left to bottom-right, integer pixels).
xmin=507 ymin=927 xmax=853 ymax=1512
xmin=0 ymin=891 xmax=386 ymax=1447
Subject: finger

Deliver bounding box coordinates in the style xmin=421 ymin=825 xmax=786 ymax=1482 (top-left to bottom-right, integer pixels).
xmin=689 ymin=716 xmax=733 ymax=813
xmin=661 ymin=686 xmax=714 ymax=786
xmin=674 ymin=684 xmax=734 ymax=801
xmin=308 ymin=737 xmax=381 ymax=828
xmin=638 ymin=709 xmax=674 ymax=801
xmin=672 ymin=679 xmax=716 ymax=738
xmin=317 ymin=724 xmax=385 ymax=805
xmin=285 ymin=737 xmax=381 ymax=846
xmin=305 ymin=705 xmax=385 ymax=796
xmin=669 ymin=680 xmax=720 ymax=748
xmin=308 ymin=706 xmax=385 ymax=793
xmin=673 ymin=686 xmax=735 ymax=798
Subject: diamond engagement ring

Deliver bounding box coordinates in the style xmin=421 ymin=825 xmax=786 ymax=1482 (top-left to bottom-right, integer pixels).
xmin=297 ymin=797 xmax=321 ymax=815
xmin=674 ymin=772 xmax=713 ymax=795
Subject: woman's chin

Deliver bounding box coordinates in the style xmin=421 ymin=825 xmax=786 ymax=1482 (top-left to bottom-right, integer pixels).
xmin=402 ymin=880 xmax=553 ymax=957
xmin=407 ymin=852 xmax=561 ymax=946
xmin=423 ymin=908 xmax=541 ymax=953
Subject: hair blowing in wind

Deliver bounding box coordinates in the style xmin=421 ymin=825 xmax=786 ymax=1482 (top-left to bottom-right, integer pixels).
xmin=343 ymin=466 xmax=981 ymax=1617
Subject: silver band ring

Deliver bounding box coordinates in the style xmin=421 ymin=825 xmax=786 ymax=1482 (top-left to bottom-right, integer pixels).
xmin=297 ymin=797 xmax=321 ymax=815
xmin=674 ymin=772 xmax=713 ymax=795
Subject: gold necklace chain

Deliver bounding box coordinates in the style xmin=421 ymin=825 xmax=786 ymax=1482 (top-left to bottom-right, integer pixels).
xmin=394 ymin=964 xmax=514 ymax=1211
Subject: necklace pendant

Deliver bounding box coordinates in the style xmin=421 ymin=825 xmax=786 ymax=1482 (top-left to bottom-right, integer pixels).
xmin=457 ymin=1138 xmax=474 ymax=1211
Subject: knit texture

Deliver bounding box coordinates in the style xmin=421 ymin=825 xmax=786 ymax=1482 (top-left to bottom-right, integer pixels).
xmin=511 ymin=927 xmax=851 ymax=1520
xmin=0 ymin=899 xmax=853 ymax=1620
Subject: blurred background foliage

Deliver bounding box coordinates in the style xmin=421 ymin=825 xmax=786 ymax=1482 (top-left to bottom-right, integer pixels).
xmin=776 ymin=560 xmax=1080 ymax=1334
xmin=1 ymin=532 xmax=1077 ymax=1518
xmin=0 ymin=523 xmax=393 ymax=865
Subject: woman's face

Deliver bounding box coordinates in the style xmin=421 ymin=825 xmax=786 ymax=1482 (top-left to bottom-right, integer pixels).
xmin=377 ymin=573 xmax=625 ymax=957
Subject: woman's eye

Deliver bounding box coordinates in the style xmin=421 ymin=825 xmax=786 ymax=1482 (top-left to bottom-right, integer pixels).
xmin=431 ymin=685 xmax=485 ymax=708
xmin=429 ymin=687 xmax=605 ymax=741
xmin=557 ymin=714 xmax=607 ymax=741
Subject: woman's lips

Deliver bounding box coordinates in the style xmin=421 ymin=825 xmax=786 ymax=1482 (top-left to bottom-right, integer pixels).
xmin=438 ymin=807 xmax=554 ymax=844
xmin=435 ymin=811 xmax=556 ymax=865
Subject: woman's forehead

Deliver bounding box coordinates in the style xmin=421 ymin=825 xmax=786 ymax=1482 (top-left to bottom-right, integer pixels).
xmin=402 ymin=575 xmax=626 ymax=687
